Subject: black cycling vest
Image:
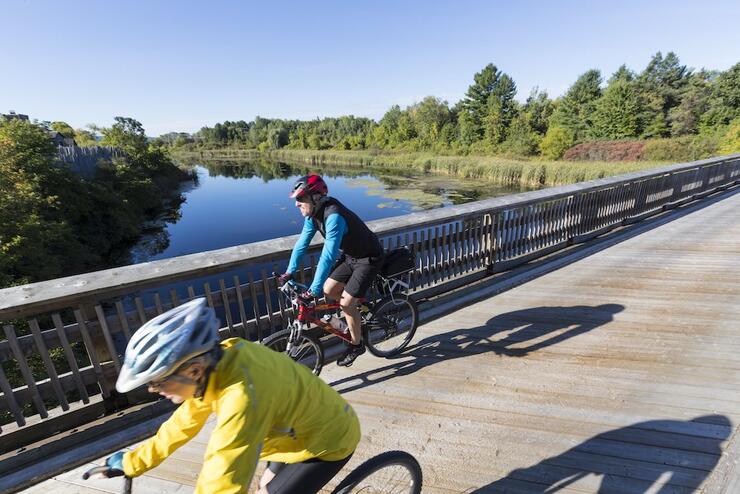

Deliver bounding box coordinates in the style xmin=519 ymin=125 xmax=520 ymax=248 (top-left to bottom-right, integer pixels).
xmin=311 ymin=197 xmax=383 ymax=259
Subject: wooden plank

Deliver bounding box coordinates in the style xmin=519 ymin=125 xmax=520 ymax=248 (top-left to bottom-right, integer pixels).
xmin=432 ymin=226 xmax=440 ymax=284
xmin=411 ymin=231 xmax=419 ymax=289
xmin=247 ymin=272 xmax=263 ymax=341
xmin=73 ymin=310 xmax=111 ymax=398
xmin=424 ymin=228 xmax=432 ymax=288
xmin=114 ymin=301 xmax=132 ymax=341
xmin=134 ymin=297 xmax=147 ymax=325
xmin=153 ymin=293 xmax=164 ymax=315
xmin=28 ymin=319 xmax=69 ymax=411
xmin=93 ymin=306 xmax=121 ymax=372
xmin=3 ymin=324 xmax=48 ymax=418
xmin=203 ymin=283 xmax=215 ymax=309
xmin=51 ymin=313 xmax=89 ymax=404
xmin=233 ymin=275 xmax=249 ymax=339
xmin=0 ymin=363 xmax=25 ymax=426
xmin=218 ymin=279 xmax=235 ymax=337
xmin=260 ymin=269 xmax=275 ymax=332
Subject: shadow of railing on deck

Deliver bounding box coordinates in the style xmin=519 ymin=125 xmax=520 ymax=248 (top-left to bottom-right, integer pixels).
xmin=331 ymin=304 xmax=624 ymax=394
xmin=467 ymin=415 xmax=731 ymax=493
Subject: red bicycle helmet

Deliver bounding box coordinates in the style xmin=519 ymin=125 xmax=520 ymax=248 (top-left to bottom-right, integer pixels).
xmin=290 ymin=174 xmax=328 ymax=200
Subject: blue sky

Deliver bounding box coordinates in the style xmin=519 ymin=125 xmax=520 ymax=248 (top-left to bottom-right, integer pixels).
xmin=2 ymin=0 xmax=738 ymax=135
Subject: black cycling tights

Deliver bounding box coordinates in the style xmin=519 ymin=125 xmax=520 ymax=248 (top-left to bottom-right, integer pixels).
xmin=266 ymin=454 xmax=353 ymax=494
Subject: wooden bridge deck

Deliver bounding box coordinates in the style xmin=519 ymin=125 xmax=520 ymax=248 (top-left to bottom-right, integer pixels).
xmin=23 ymin=189 xmax=740 ymax=493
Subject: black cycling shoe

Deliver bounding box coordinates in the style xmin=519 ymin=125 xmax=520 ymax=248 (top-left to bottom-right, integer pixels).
xmin=337 ymin=342 xmax=365 ymax=367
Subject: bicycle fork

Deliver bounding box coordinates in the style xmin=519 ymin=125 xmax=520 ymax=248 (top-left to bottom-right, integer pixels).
xmin=286 ymin=320 xmax=303 ymax=356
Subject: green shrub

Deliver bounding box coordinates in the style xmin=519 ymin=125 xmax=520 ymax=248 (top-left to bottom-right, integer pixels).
xmin=719 ymin=118 xmax=740 ymax=154
xmin=643 ymin=135 xmax=721 ymax=161
xmin=540 ymin=126 xmax=575 ymax=159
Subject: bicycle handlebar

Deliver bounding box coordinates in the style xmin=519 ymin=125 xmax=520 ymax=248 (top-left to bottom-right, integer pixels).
xmin=83 ymin=466 xmax=132 ymax=494
xmin=82 ymin=466 xmax=111 ymax=479
xmin=272 ymin=272 xmax=308 ymax=295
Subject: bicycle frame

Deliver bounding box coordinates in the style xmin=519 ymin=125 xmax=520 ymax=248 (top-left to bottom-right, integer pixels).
xmin=276 ymin=271 xmax=412 ymax=354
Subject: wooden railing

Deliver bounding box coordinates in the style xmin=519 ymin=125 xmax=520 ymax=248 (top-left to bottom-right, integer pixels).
xmin=1 ymin=153 xmax=739 ymax=449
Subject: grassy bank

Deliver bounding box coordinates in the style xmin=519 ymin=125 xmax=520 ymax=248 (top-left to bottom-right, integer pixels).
xmin=173 ymin=148 xmax=671 ymax=188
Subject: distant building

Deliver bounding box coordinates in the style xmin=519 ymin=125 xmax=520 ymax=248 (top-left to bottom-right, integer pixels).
xmin=49 ymin=131 xmax=77 ymax=147
xmin=1 ymin=111 xmax=29 ymax=121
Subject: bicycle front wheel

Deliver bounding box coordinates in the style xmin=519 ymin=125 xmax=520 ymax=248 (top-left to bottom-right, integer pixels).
xmin=364 ymin=296 xmax=418 ymax=358
xmin=261 ymin=328 xmax=324 ymax=375
xmin=332 ymin=450 xmax=422 ymax=494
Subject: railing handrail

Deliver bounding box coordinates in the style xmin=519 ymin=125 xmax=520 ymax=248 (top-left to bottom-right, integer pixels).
xmin=1 ymin=153 xmax=738 ymax=320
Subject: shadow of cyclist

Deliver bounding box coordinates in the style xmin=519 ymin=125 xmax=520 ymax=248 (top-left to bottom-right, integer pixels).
xmin=467 ymin=415 xmax=732 ymax=493
xmin=331 ymin=303 xmax=624 ymax=394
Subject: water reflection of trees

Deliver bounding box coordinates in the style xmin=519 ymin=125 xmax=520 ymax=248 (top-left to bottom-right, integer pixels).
xmin=182 ymin=158 xmax=419 ymax=182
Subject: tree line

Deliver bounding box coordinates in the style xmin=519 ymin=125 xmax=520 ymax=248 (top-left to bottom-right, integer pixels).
xmin=0 ymin=117 xmax=191 ymax=288
xmin=161 ymin=52 xmax=740 ymax=160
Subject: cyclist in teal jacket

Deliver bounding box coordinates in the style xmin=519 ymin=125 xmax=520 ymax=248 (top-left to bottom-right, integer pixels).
xmin=279 ymin=174 xmax=384 ymax=366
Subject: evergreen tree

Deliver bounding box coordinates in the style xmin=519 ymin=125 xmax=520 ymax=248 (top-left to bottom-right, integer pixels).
xmin=636 ymin=52 xmax=690 ymax=137
xmin=701 ymin=63 xmax=740 ymax=128
xmin=591 ymin=77 xmax=640 ymax=139
xmin=549 ymin=69 xmax=602 ymax=141
xmin=669 ymin=70 xmax=713 ymax=136
xmin=482 ymin=74 xmax=517 ymax=146
xmin=461 ymin=63 xmax=516 ymax=141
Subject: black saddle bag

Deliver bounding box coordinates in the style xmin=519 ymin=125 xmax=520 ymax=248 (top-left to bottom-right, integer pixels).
xmin=381 ymin=247 xmax=415 ymax=277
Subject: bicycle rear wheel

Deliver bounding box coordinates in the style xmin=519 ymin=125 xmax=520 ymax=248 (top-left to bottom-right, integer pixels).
xmin=262 ymin=328 xmax=324 ymax=375
xmin=332 ymin=450 xmax=422 ymax=494
xmin=364 ymin=296 xmax=418 ymax=358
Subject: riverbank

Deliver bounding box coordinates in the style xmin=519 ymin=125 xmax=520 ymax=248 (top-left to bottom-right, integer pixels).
xmin=172 ymin=148 xmax=670 ymax=188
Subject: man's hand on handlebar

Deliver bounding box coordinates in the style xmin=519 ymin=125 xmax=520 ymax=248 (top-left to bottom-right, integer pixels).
xmin=297 ymin=289 xmax=315 ymax=305
xmin=278 ymin=272 xmax=293 ymax=287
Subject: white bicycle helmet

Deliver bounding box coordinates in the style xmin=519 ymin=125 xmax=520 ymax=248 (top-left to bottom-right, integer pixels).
xmin=116 ymin=297 xmax=219 ymax=393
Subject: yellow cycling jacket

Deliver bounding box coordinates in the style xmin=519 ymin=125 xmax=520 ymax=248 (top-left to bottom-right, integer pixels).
xmin=122 ymin=337 xmax=361 ymax=493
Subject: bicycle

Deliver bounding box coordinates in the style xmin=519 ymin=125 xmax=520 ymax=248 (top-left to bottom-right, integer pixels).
xmin=83 ymin=450 xmax=422 ymax=493
xmin=263 ymin=266 xmax=419 ymax=375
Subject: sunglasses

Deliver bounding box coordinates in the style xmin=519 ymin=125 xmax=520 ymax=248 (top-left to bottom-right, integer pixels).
xmin=148 ymin=373 xmax=193 ymax=391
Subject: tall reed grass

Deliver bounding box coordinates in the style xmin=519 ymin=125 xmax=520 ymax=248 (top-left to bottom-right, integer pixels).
xmin=175 ymin=148 xmax=670 ymax=188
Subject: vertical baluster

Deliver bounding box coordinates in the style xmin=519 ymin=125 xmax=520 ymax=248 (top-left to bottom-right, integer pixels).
xmin=153 ymin=293 xmax=164 ymax=315
xmin=233 ymin=275 xmax=249 ymax=339
xmin=28 ymin=319 xmax=69 ymax=410
xmin=219 ymin=279 xmax=235 ymax=337
xmin=477 ymin=214 xmax=486 ymax=267
xmin=424 ymin=229 xmax=432 ymax=287
xmin=444 ymin=223 xmax=453 ymax=279
xmin=114 ymin=301 xmax=132 ymax=341
xmin=411 ymin=231 xmax=419 ymax=289
xmin=0 ymin=364 xmax=25 ymax=426
xmin=73 ymin=310 xmax=111 ymax=398
xmin=204 ymin=282 xmax=215 ymax=308
xmin=51 ymin=314 xmax=90 ymax=403
xmin=4 ymin=324 xmax=48 ymax=418
xmin=170 ymin=289 xmax=180 ymax=307
xmin=135 ymin=297 xmax=147 ymax=325
xmin=261 ymin=269 xmax=276 ymax=333
xmin=433 ymin=226 xmax=440 ymax=284
xmin=248 ymin=272 xmax=263 ymax=341
xmin=93 ymin=306 xmax=121 ymax=373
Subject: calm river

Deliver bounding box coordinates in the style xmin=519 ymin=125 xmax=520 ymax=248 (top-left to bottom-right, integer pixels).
xmin=130 ymin=159 xmax=530 ymax=263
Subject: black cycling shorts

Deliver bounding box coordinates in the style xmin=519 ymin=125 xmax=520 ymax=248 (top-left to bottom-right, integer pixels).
xmin=329 ymin=254 xmax=384 ymax=298
xmin=266 ymin=454 xmax=353 ymax=494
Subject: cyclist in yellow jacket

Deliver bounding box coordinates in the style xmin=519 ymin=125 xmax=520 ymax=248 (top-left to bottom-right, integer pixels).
xmin=101 ymin=297 xmax=360 ymax=493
